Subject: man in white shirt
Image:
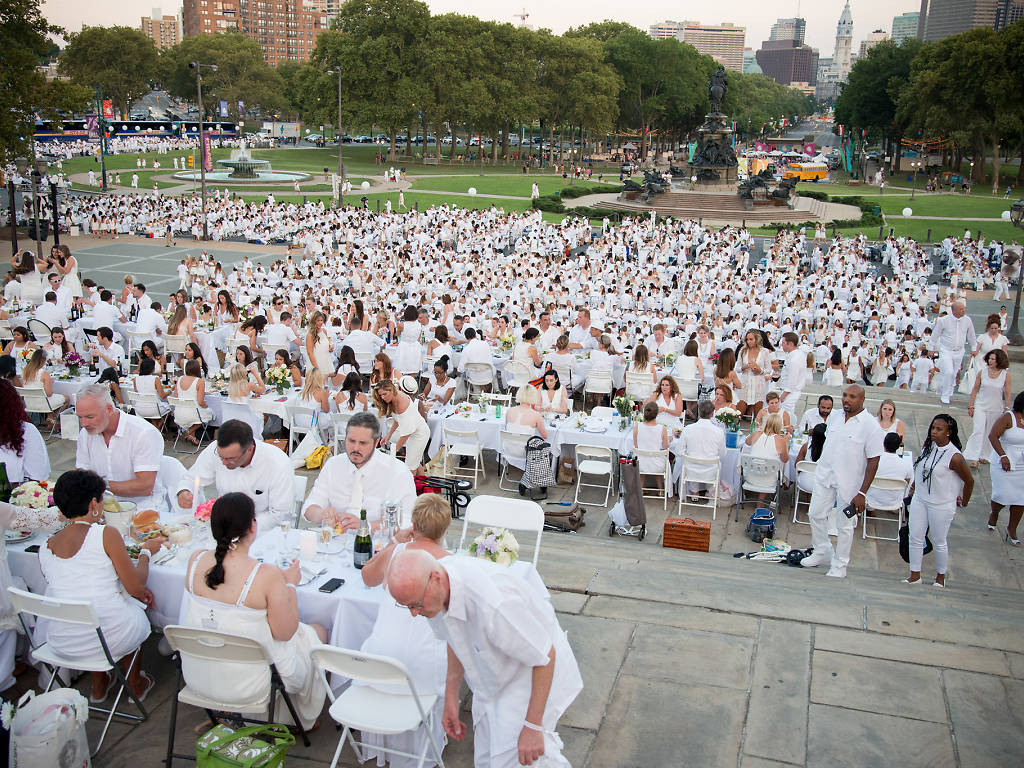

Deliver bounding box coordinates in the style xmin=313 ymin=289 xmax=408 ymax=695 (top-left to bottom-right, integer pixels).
xmin=797 ymin=395 xmax=833 ymax=435
xmin=644 ymin=323 xmax=675 ymax=356
xmin=778 ymin=331 xmax=808 ymax=420
xmin=88 ymin=327 xmax=125 ymax=372
xmin=34 ymin=291 xmax=65 ymax=330
xmin=75 ymin=384 xmax=166 ymax=513
xmin=801 ymin=385 xmax=882 ymax=578
xmin=302 ymin=412 xmax=416 ymax=529
xmin=92 ymin=290 xmax=125 ymax=330
xmin=340 ymin=317 xmax=383 ymax=358
xmin=566 ymin=308 xmax=595 ymax=350
xmin=176 ymin=420 xmax=295 ymax=531
xmin=680 ymin=401 xmax=727 ymax=496
xmin=134 ymin=301 xmax=167 ymax=347
xmin=265 ymin=311 xmax=300 ymax=349
xmin=864 ymin=433 xmax=912 ymax=512
xmin=536 ymin=311 xmax=560 ymax=353
xmin=131 ymin=283 xmax=153 ymax=313
xmin=932 ymin=302 xmax=976 ymax=403
xmin=388 ymin=549 xmax=583 ymax=768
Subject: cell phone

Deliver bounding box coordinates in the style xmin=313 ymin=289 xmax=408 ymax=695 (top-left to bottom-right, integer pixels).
xmin=318 ymin=577 xmax=345 ymax=593
xmin=24 ymin=544 xmax=40 ymax=554
xmin=842 ymin=502 xmax=859 ymax=519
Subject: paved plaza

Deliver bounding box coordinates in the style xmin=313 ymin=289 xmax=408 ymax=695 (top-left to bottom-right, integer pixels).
xmin=4 ymin=232 xmax=1023 ymax=767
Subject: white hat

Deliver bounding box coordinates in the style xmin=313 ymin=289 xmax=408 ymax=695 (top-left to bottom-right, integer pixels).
xmin=398 ymin=375 xmax=419 ymax=395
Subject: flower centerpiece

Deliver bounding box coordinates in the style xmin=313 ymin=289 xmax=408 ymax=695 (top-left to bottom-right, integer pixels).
xmin=16 ymin=348 xmax=33 ymax=365
xmin=715 ymin=406 xmax=743 ymax=431
xmin=468 ymin=526 xmax=519 ymax=566
xmin=207 ymin=370 xmax=228 ymax=390
xmin=10 ymin=481 xmax=55 ymax=509
xmin=613 ymin=395 xmax=634 ymax=430
xmin=498 ymin=332 xmax=515 ymax=353
xmin=265 ymin=365 xmax=291 ymax=394
xmin=475 ymin=393 xmax=488 ymax=413
xmin=65 ymin=351 xmax=84 ymax=377
xmin=194 ymin=498 xmax=216 ymax=523
xmin=663 ymin=352 xmax=677 ymax=368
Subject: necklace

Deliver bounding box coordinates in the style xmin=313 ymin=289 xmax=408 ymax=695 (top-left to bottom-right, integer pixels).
xmin=920 ymin=445 xmax=949 ymax=493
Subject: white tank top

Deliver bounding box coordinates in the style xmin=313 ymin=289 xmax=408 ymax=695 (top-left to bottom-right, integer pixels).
xmin=913 ymin=443 xmax=963 ymax=504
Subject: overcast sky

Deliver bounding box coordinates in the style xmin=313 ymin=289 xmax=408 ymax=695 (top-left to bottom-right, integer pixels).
xmin=43 ymin=0 xmax=921 ymax=54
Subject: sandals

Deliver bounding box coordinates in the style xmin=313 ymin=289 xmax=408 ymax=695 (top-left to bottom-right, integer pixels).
xmin=89 ymin=673 xmax=116 ymax=704
xmin=131 ymin=670 xmax=156 ymax=703
xmin=1004 ymin=528 xmax=1022 ymax=547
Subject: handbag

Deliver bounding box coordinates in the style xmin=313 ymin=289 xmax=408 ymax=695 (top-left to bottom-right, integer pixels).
xmin=196 ymin=724 xmax=294 ymax=768
xmin=556 ymin=453 xmax=576 ymax=485
xmin=304 ymin=444 xmax=332 ymax=470
xmin=524 ymin=436 xmax=556 ymax=488
xmin=544 ymin=503 xmax=586 ymax=532
xmin=898 ymin=523 xmax=933 ymax=564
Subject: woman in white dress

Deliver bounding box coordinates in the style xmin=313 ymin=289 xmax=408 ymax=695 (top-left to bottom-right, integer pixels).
xmin=845 ymin=347 xmax=864 ymax=384
xmin=334 ymin=372 xmax=370 ymax=413
xmin=51 ymin=244 xmax=83 ymax=298
xmin=39 ymin=470 xmax=162 ymax=703
xmin=962 ymin=314 xmax=1010 ymax=394
xmin=633 ymin=401 xmax=669 ymax=492
xmin=182 ymin=493 xmax=327 ymax=729
xmin=359 ymin=495 xmax=452 ymax=768
xmin=905 ymin=415 xmax=973 ymax=587
xmin=645 ymin=375 xmax=684 ymax=426
xmin=14 ymin=252 xmax=46 ymax=306
xmin=876 ymin=399 xmax=906 ymax=444
xmin=296 ymin=366 xmax=332 ymax=441
xmin=988 ymin=392 xmax=1024 ymax=545
xmin=0 ymin=379 xmax=50 ymax=482
xmin=227 ymin=362 xmax=265 ymax=402
xmin=377 ymin=377 xmax=431 ymax=473
xmin=736 ymin=330 xmax=770 ymax=419
xmin=537 ymin=369 xmax=569 ymax=415
xmin=393 ymin=306 xmax=423 ymax=376
xmin=176 ymin=359 xmax=214 ymax=444
xmin=233 ymin=344 xmax=264 ymax=387
xmin=304 ymin=311 xmax=333 ymax=373
xmin=3 ymin=327 xmax=37 ymax=372
xmin=869 ymin=347 xmax=892 ymax=387
xmin=630 ymin=344 xmax=658 ymax=387
xmin=20 ymin=349 xmax=67 ymax=427
xmin=694 ymin=325 xmax=716 ymax=389
xmin=964 ymin=350 xmax=1011 ymax=466
xmin=675 ymin=340 xmax=704 ymax=399
xmin=512 ymin=328 xmax=543 ymax=373
xmin=426 ymin=325 xmax=455 ymax=372
xmin=421 ymin=357 xmax=457 ymax=408
xmin=823 ymin=347 xmax=845 ymax=389
xmin=894 ymin=352 xmax=912 ymax=389
xmin=132 ymin=357 xmax=171 ymax=425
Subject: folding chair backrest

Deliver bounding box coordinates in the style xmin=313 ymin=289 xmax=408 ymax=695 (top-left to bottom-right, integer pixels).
xmin=499 ymin=429 xmax=531 ymax=458
xmin=16 ymin=386 xmax=55 ymax=413
xmin=7 ymin=587 xmax=99 ymax=627
xmin=575 ymin=444 xmax=612 ymax=463
xmin=164 ymin=334 xmax=188 ymax=355
xmin=310 ymin=646 xmax=412 ymax=691
xmin=287 ymin=404 xmax=318 ymax=429
xmin=625 ymin=372 xmax=652 ymax=398
xmin=741 ymin=454 xmax=782 ymax=483
xmin=445 ymin=426 xmax=480 ymax=443
xmin=681 ymin=453 xmax=719 ymax=467
xmin=129 ymin=391 xmax=164 ymax=419
xmin=458 ymin=494 xmax=544 ymax=565
xmin=677 ymin=379 xmax=699 ymax=400
xmin=163 ymin=625 xmax=270 ymax=666
xmin=795 ymin=460 xmax=817 ymax=475
xmin=481 ymin=392 xmax=511 ymax=404
xmin=464 ymin=362 xmax=494 ymax=385
xmin=869 ymin=477 xmax=907 ymax=492
xmin=168 ymin=397 xmax=201 ymax=428
xmin=590 ymin=406 xmax=616 ymax=419
xmin=504 ymin=360 xmax=533 ymax=385
xmin=27 ymin=318 xmax=51 ymax=343
xmin=221 ymin=401 xmax=264 ymax=436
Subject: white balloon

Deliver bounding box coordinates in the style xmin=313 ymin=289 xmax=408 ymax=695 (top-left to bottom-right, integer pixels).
xmin=468 ymin=187 xmax=477 ymax=196
xmin=1002 ymin=210 xmax=1012 ymax=221
xmin=902 ymin=207 xmax=913 ymax=217
xmin=360 ymin=180 xmax=370 ymax=190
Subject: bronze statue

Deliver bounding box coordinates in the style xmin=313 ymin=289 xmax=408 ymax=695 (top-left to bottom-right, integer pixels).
xmin=709 ymin=66 xmax=728 ymax=115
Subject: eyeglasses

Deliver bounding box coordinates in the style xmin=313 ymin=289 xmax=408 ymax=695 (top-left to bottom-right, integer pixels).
xmin=396 ymin=578 xmax=430 ymax=612
xmin=216 ymin=444 xmax=252 ymax=467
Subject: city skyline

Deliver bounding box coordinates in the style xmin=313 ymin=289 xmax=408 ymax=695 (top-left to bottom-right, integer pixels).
xmin=42 ymin=0 xmax=920 ymax=53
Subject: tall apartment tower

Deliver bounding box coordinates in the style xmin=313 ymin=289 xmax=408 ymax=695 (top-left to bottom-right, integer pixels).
xmin=140 ymin=7 xmax=181 ymax=50
xmin=891 ymin=11 xmax=920 ymax=42
xmin=831 ymin=1 xmax=854 ymax=82
xmin=182 ymin=0 xmax=328 ymax=65
xmin=769 ymin=17 xmax=807 ymax=43
xmin=917 ymin=0 xmax=999 ymax=42
xmin=679 ymin=22 xmax=746 ymax=71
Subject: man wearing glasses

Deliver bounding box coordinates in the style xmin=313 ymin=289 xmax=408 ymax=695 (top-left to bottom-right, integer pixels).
xmin=388 ymin=548 xmax=582 ymax=768
xmin=176 ymin=420 xmax=295 ymax=532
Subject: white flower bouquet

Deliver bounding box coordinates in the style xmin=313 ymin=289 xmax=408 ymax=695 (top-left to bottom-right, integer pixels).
xmin=663 ymin=352 xmax=677 ymax=367
xmin=207 ymin=370 xmax=228 ymax=388
xmin=265 ymin=365 xmax=291 ymax=393
xmin=469 ymin=526 xmax=519 ymax=566
xmin=715 ymin=406 xmax=743 ymax=431
xmin=612 ymin=394 xmax=634 ymax=420
xmin=10 ymin=481 xmax=55 ymax=509
xmin=499 ymin=333 xmax=515 ymax=352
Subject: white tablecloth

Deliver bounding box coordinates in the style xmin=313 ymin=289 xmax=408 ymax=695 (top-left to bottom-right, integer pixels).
xmin=204 ymin=389 xmax=298 ymax=425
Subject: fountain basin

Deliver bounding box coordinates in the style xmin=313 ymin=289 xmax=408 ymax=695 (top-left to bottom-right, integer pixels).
xmin=172 ymin=169 xmax=310 ymax=183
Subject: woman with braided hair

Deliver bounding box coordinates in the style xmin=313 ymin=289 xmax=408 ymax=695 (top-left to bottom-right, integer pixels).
xmin=181 ymin=493 xmax=327 ymax=729
xmin=904 ymin=414 xmax=974 ymax=588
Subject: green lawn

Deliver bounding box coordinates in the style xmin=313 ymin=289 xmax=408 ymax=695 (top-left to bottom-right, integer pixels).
xmin=410 ymin=175 xmax=618 ymax=197
xmin=751 ymin=218 xmax=1022 ymax=243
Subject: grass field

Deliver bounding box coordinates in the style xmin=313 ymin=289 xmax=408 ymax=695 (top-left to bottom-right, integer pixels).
xmin=751 ymin=219 xmax=1021 ymax=242
xmin=409 ymin=175 xmax=618 ymax=197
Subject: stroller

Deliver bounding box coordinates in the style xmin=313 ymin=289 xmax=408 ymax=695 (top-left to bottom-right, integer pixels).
xmin=607 ymin=456 xmax=647 ymax=540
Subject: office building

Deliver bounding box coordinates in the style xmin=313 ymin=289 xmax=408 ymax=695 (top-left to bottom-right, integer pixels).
xmin=679 ymin=21 xmax=745 ymax=72
xmin=769 ymin=17 xmax=806 ymax=44
xmin=755 ymin=39 xmax=818 ymax=87
xmin=649 ymin=20 xmax=685 ymax=39
xmin=892 ymin=11 xmax=920 ymax=42
xmin=140 ymin=8 xmax=180 ymax=50
xmin=917 ymin=0 xmax=998 ymax=42
xmin=182 ymin=0 xmax=328 ymax=65
xmin=859 ymin=29 xmax=890 ymax=58
xmin=995 ymin=0 xmax=1024 ymax=28
xmin=742 ymin=48 xmax=762 ymax=75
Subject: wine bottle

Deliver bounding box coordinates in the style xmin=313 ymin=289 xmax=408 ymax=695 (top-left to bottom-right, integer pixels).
xmin=0 ymin=463 xmax=11 ymax=504
xmin=353 ymin=508 xmax=372 ymax=569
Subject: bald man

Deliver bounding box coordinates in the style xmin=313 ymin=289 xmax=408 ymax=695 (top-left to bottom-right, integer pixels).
xmin=388 ymin=549 xmax=582 ymax=767
xmin=932 ymin=302 xmax=976 ymax=403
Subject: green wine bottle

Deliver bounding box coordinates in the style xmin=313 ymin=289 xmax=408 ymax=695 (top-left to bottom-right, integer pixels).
xmin=353 ymin=508 xmax=372 ymax=570
xmin=0 ymin=463 xmax=11 ymax=504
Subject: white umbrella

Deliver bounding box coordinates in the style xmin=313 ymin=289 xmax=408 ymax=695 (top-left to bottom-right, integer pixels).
xmin=621 ymin=142 xmax=638 ymax=150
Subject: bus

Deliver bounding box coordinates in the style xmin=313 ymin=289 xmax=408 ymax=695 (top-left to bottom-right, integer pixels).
xmin=782 ymin=162 xmax=828 ymax=181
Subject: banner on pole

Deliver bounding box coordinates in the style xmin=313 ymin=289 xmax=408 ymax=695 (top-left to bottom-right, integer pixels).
xmin=202 ymin=131 xmax=213 ymax=172
xmin=238 ymin=100 xmax=245 ymax=113
xmin=101 ymin=100 xmax=114 ymax=119
xmin=219 ymin=100 xmax=228 ymax=118
xmin=86 ymin=114 xmax=99 ymax=140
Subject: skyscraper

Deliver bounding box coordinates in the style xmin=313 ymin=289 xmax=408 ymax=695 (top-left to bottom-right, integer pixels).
xmin=679 ymin=22 xmax=746 ymax=72
xmin=755 ymin=39 xmax=819 ymax=86
xmin=831 ymin=2 xmax=854 ymax=82
xmin=649 ymin=20 xmax=685 ymax=39
xmin=182 ymin=0 xmax=328 ymax=65
xmin=770 ymin=17 xmax=807 ymax=44
xmin=995 ymin=0 xmax=1024 ymax=28
xmin=892 ymin=11 xmax=920 ymax=42
xmin=917 ymin=0 xmax=999 ymax=42
xmin=859 ymin=29 xmax=890 ymax=58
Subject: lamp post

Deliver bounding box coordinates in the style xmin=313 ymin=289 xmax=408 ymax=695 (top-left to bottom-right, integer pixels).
xmin=189 ymin=61 xmax=217 ymax=240
xmin=910 ymin=160 xmax=920 ymax=200
xmin=326 ymin=69 xmax=346 ymax=202
xmin=1007 ymin=199 xmax=1024 ymax=346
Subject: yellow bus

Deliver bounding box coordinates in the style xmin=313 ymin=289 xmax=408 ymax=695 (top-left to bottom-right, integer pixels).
xmin=782 ymin=162 xmax=828 ymax=181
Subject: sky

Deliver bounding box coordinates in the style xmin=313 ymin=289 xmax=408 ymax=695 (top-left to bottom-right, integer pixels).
xmin=42 ymin=0 xmax=921 ymax=54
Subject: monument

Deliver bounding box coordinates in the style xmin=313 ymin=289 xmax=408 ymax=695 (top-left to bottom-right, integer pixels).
xmin=687 ymin=66 xmax=738 ymax=188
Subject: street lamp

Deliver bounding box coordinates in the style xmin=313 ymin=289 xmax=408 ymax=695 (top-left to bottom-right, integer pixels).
xmin=189 ymin=61 xmax=218 ymax=240
xmin=1006 ymin=199 xmax=1024 ymax=346
xmin=910 ymin=160 xmax=920 ymax=200
xmin=326 ymin=69 xmax=346 ymax=202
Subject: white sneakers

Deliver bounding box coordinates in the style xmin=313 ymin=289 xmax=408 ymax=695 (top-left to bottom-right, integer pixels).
xmin=825 ymin=567 xmax=846 ymax=578
xmin=940 ymin=395 xmax=951 ymax=404
xmin=800 ymin=550 xmax=830 ymax=568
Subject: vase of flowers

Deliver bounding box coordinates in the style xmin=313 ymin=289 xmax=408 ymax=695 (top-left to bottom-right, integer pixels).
xmin=715 ymin=406 xmax=744 ymax=447
xmin=10 ymin=481 xmax=55 ymax=508
xmin=613 ymin=394 xmax=634 ymax=430
xmin=65 ymin=352 xmax=84 ymax=377
xmin=468 ymin=526 xmax=519 ymax=566
xmin=499 ymin=333 xmax=515 ymax=353
xmin=265 ymin=365 xmax=291 ymax=395
xmin=476 ymin=394 xmax=487 ymax=413
xmin=663 ymin=352 xmax=677 ymax=368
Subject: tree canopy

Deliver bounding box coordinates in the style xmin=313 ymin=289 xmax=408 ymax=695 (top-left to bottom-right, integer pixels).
xmin=58 ymin=25 xmax=159 ymax=118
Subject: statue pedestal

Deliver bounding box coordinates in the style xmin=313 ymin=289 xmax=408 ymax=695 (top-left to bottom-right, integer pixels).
xmin=688 ymin=113 xmax=738 ymax=191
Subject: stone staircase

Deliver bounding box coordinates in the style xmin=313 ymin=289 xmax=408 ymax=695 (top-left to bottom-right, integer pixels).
xmin=605 ymin=190 xmax=813 ymax=224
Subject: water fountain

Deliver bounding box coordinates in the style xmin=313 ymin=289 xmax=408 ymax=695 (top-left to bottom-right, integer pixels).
xmin=173 ymin=143 xmax=310 ymax=184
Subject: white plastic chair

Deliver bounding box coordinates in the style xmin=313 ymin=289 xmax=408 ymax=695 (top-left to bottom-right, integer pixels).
xmin=862 ymin=477 xmax=908 ymax=540
xmin=583 ymin=370 xmax=613 ymax=409
xmin=331 ymin=411 xmax=355 ymax=453
xmin=625 ymin=371 xmax=653 ymax=399
xmin=677 ymin=378 xmax=700 ymax=402
xmin=167 ymin=396 xmax=211 ymax=453
xmin=546 ymin=355 xmax=574 ymax=393
xmin=126 ymin=330 xmax=152 ymax=363
xmin=677 ymin=453 xmax=721 ymax=518
xmin=161 ymin=625 xmax=311 ymax=766
xmin=590 ymin=406 xmax=616 ymax=419
xmin=60 ymin=410 xmax=80 ymax=441
xmin=463 ymin=362 xmax=495 ymax=396
xmin=15 ymin=385 xmax=62 ymax=438
xmin=457 ymin=495 xmax=544 ymax=566
xmin=497 ymin=430 xmax=532 ymax=491
xmin=310 ymin=645 xmax=445 ymax=768
xmin=26 ymin=318 xmax=51 ymax=343
xmin=635 ymin=448 xmax=671 ymax=509
xmin=502 ymin=360 xmax=533 ymax=393
xmin=163 ymin=333 xmax=188 ymax=357
xmin=220 ymin=400 xmax=265 ymax=439
xmin=442 ymin=425 xmax=486 ymax=485
xmin=739 ymin=454 xmax=783 ymax=520
xmin=480 ymin=391 xmax=512 ymax=405
xmin=7 ymin=587 xmax=149 ymax=756
xmin=574 ymin=445 xmax=614 ymax=506
xmin=792 ymin=460 xmax=817 ymax=525
xmin=293 ymin=475 xmax=308 ymax=526
xmin=127 ymin=390 xmax=170 ymax=429
xmin=286 ymin=404 xmax=319 ymax=454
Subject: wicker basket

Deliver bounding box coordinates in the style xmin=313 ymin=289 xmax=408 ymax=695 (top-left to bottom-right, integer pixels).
xmin=662 ymin=517 xmax=711 ymax=552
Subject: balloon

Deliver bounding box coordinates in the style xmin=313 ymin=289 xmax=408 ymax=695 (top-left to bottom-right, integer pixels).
xmin=901 ymin=207 xmax=912 ymax=217
xmin=1002 ymin=210 xmax=1011 ymax=221
xmin=468 ymin=187 xmax=477 ymax=196
xmin=360 ymin=181 xmax=370 ymax=190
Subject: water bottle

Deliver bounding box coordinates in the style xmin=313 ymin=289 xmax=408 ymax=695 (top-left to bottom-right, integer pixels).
xmin=495 ymin=401 xmax=501 ymax=419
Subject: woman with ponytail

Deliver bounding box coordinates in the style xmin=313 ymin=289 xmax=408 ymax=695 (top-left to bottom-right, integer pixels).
xmin=904 ymin=414 xmax=974 ymax=588
xmin=181 ymin=493 xmax=327 ymax=729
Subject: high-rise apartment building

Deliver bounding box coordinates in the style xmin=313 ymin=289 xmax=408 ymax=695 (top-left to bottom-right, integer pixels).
xmin=892 ymin=11 xmax=920 ymax=42
xmin=769 ymin=17 xmax=806 ymax=44
xmin=679 ymin=21 xmax=745 ymax=72
xmin=755 ymin=39 xmax=818 ymax=86
xmin=649 ymin=20 xmax=685 ymax=39
xmin=917 ymin=0 xmax=998 ymax=42
xmin=140 ymin=7 xmax=180 ymax=50
xmin=995 ymin=0 xmax=1024 ymax=28
xmin=182 ymin=0 xmax=328 ymax=65
xmin=859 ymin=29 xmax=890 ymax=58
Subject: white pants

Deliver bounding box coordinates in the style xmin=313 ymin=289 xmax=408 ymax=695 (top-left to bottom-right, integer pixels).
xmin=807 ymin=481 xmax=856 ymax=571
xmin=473 ymin=714 xmax=570 ymax=768
xmin=937 ymin=347 xmax=964 ymax=399
xmin=964 ymin=408 xmax=1003 ymax=461
xmin=780 ymin=391 xmax=801 ymax=420
xmin=994 ymin=280 xmax=1009 ymax=300
xmin=908 ymin=496 xmax=956 ymax=574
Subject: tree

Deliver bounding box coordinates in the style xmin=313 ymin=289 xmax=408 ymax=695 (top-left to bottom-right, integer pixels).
xmin=58 ymin=26 xmax=158 ymax=118
xmin=159 ymin=33 xmax=287 ymax=120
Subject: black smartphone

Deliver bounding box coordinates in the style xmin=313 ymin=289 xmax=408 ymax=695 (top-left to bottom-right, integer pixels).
xmin=842 ymin=502 xmax=859 ymax=519
xmin=24 ymin=544 xmax=40 ymax=554
xmin=318 ymin=577 xmax=345 ymax=593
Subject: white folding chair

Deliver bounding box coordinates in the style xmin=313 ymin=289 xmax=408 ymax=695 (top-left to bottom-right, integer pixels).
xmin=293 ymin=475 xmax=308 ymax=526
xmin=310 ymin=646 xmax=445 ymax=768
xmin=0 ymin=320 xmax=13 ymax=343
xmin=497 ymin=430 xmax=532 ymax=491
xmin=126 ymin=330 xmax=152 ymax=364
xmin=502 ymin=360 xmax=533 ymax=394
xmin=457 ymin=494 xmax=543 ymax=566
xmin=863 ymin=477 xmax=908 ymax=540
xmin=677 ymin=453 xmax=721 ymax=518
xmin=7 ymin=587 xmax=149 ymax=757
xmin=127 ymin=390 xmax=170 ymax=430
xmin=574 ymin=445 xmax=614 ymax=507
xmin=221 ymin=400 xmax=265 ymax=439
xmin=442 ymin=425 xmax=486 ymax=485
xmin=163 ymin=333 xmax=188 ymax=358
xmin=15 ymin=385 xmax=62 ymax=438
xmin=635 ymin=448 xmax=671 ymax=509
xmin=331 ymin=411 xmax=355 ymax=453
xmin=463 ymin=362 xmax=495 ymax=396
xmin=286 ymin=404 xmax=319 ymax=454
xmin=60 ymin=410 xmax=80 ymax=441
xmin=590 ymin=405 xmax=616 ymax=419
xmin=625 ymin=371 xmax=653 ymax=399
xmin=480 ymin=391 xmax=511 ymax=406
xmin=793 ymin=460 xmax=817 ymax=525
xmin=162 ymin=625 xmax=311 ymax=767
xmin=583 ymin=370 xmax=613 ymax=409
xmin=677 ymin=378 xmax=700 ymax=402
xmin=739 ymin=454 xmax=783 ymax=521
xmin=167 ymin=396 xmax=211 ymax=453
xmin=546 ymin=356 xmax=574 ymax=393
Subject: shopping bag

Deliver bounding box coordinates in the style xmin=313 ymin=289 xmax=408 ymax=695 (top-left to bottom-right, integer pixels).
xmin=556 ymin=454 xmax=576 ymax=485
xmin=289 ymin=429 xmax=323 ymax=468
xmin=8 ymin=688 xmax=91 ymax=768
xmin=196 ymin=723 xmax=294 ymax=768
xmin=524 ymin=437 xmax=556 ymax=487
